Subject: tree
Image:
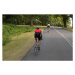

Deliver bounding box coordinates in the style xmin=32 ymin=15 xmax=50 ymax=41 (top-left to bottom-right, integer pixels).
xmin=3 ymin=14 xmax=72 ymax=28
xmin=62 ymin=15 xmax=70 ymax=27
xmin=30 ymin=15 xmax=33 ymax=27
xmin=3 ymin=15 xmax=12 ymax=23
xmin=53 ymin=15 xmax=72 ymax=27
xmin=38 ymin=15 xmax=50 ymax=26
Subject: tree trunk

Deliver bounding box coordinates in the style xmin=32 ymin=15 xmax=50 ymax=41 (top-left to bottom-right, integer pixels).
xmin=62 ymin=15 xmax=68 ymax=28
xmin=30 ymin=15 xmax=33 ymax=27
xmin=63 ymin=17 xmax=67 ymax=28
xmin=64 ymin=21 xmax=67 ymax=27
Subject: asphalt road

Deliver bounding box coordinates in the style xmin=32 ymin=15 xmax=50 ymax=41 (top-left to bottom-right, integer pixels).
xmin=22 ymin=27 xmax=73 ymax=61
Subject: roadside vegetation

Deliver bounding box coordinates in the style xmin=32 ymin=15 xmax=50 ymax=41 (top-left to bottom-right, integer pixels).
xmin=62 ymin=25 xmax=73 ymax=31
xmin=3 ymin=24 xmax=45 ymax=60
xmin=3 ymin=24 xmax=33 ymax=45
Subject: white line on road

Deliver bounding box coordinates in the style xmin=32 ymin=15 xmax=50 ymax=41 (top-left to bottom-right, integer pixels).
xmin=54 ymin=28 xmax=73 ymax=47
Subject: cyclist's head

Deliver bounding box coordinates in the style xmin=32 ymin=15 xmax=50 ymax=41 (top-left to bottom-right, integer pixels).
xmin=36 ymin=27 xmax=39 ymax=29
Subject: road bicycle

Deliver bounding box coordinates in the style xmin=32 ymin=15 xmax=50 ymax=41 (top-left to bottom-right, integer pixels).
xmin=47 ymin=28 xmax=50 ymax=32
xmin=34 ymin=38 xmax=40 ymax=55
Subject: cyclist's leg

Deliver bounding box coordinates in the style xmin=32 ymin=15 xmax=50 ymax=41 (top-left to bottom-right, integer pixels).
xmin=38 ymin=40 xmax=40 ymax=50
xmin=35 ymin=38 xmax=37 ymax=45
xmin=49 ymin=26 xmax=50 ymax=30
xmin=47 ymin=27 xmax=48 ymax=32
xmin=49 ymin=27 xmax=50 ymax=31
xmin=37 ymin=36 xmax=40 ymax=46
xmin=48 ymin=27 xmax=49 ymax=32
xmin=38 ymin=40 xmax=41 ymax=46
xmin=35 ymin=33 xmax=37 ymax=46
xmin=48 ymin=27 xmax=49 ymax=31
xmin=47 ymin=27 xmax=48 ymax=31
xmin=38 ymin=36 xmax=41 ymax=50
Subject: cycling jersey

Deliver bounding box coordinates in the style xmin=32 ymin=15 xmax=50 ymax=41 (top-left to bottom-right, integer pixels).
xmin=34 ymin=29 xmax=42 ymax=34
xmin=34 ymin=29 xmax=42 ymax=40
xmin=47 ymin=24 xmax=50 ymax=26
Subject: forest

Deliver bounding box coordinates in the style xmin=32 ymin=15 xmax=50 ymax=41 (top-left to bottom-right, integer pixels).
xmin=3 ymin=14 xmax=73 ymax=27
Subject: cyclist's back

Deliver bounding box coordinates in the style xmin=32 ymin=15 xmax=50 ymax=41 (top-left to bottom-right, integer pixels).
xmin=47 ymin=24 xmax=50 ymax=31
xmin=47 ymin=24 xmax=50 ymax=27
xmin=34 ymin=28 xmax=42 ymax=40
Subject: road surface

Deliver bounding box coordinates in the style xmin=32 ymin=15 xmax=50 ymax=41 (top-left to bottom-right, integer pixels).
xmin=22 ymin=27 xmax=73 ymax=61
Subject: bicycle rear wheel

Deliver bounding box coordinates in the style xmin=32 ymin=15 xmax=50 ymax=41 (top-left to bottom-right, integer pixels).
xmin=34 ymin=47 xmax=38 ymax=55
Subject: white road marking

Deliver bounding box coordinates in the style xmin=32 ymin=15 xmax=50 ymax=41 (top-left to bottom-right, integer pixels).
xmin=54 ymin=28 xmax=73 ymax=47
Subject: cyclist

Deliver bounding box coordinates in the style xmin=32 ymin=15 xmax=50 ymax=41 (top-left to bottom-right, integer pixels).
xmin=47 ymin=24 xmax=50 ymax=31
xmin=34 ymin=27 xmax=42 ymax=50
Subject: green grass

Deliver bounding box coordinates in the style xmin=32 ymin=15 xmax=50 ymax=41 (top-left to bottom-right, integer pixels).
xmin=3 ymin=24 xmax=37 ymax=45
xmin=3 ymin=24 xmax=45 ymax=60
xmin=62 ymin=25 xmax=73 ymax=31
xmin=3 ymin=32 xmax=35 ymax=60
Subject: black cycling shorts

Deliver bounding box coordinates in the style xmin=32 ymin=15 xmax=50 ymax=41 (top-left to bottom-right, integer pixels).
xmin=47 ymin=26 xmax=50 ymax=28
xmin=35 ymin=32 xmax=41 ymax=40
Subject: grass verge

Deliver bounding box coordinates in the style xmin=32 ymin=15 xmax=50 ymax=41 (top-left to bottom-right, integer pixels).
xmin=3 ymin=32 xmax=35 ymax=60
xmin=62 ymin=25 xmax=73 ymax=31
xmin=3 ymin=25 xmax=45 ymax=60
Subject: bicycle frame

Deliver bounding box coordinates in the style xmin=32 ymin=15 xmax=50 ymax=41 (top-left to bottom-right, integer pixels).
xmin=47 ymin=28 xmax=49 ymax=32
xmin=34 ymin=38 xmax=39 ymax=55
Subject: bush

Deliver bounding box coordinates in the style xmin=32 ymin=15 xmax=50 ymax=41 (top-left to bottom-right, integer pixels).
xmin=3 ymin=34 xmax=10 ymax=45
xmin=2 ymin=24 xmax=34 ymax=45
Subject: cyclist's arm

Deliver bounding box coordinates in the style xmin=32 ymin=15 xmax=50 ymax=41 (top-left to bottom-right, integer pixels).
xmin=40 ymin=31 xmax=42 ymax=39
xmin=34 ymin=32 xmax=35 ymax=38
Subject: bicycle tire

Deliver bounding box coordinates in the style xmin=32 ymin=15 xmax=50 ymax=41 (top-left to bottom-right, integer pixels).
xmin=34 ymin=47 xmax=37 ymax=55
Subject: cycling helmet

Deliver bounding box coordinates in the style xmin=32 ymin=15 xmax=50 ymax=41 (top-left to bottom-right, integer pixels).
xmin=36 ymin=27 xmax=39 ymax=29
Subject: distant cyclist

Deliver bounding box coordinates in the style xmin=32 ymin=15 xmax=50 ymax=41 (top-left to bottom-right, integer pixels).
xmin=47 ymin=24 xmax=50 ymax=31
xmin=34 ymin=27 xmax=42 ymax=50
